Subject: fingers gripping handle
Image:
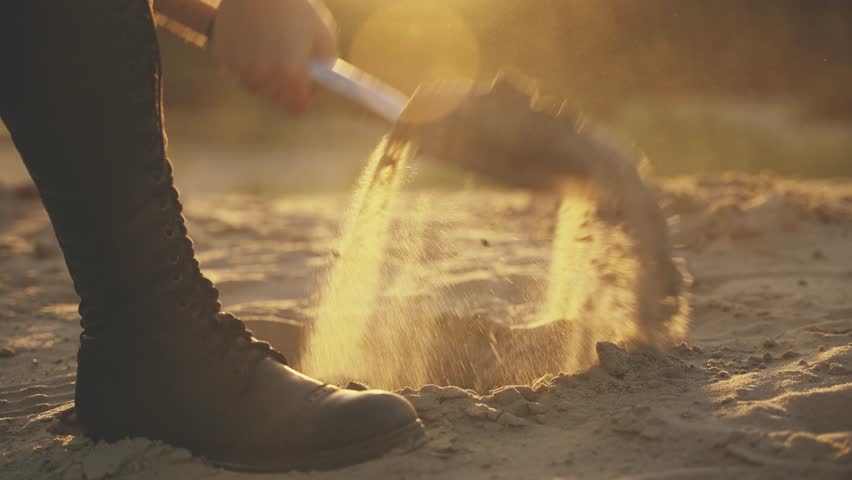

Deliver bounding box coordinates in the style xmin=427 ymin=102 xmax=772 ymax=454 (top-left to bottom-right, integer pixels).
xmin=309 ymin=59 xmax=408 ymax=123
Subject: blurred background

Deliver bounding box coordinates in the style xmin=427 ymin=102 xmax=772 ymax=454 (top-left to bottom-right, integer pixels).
xmin=2 ymin=0 xmax=851 ymax=193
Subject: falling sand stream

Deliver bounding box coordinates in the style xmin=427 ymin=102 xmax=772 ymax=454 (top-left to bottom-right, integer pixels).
xmin=301 ymin=128 xmax=690 ymax=392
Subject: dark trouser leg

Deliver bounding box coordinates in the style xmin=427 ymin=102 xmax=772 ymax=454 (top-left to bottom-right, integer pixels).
xmin=0 ymin=1 xmax=423 ymax=470
xmin=0 ymin=1 xmax=215 ymax=333
xmin=1 ymin=0 xmax=227 ymax=439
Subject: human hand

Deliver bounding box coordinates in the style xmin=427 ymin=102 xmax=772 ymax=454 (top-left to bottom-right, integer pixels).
xmin=210 ymin=0 xmax=338 ymax=113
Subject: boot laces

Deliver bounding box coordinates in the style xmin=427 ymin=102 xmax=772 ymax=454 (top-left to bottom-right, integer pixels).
xmin=177 ymin=276 xmax=288 ymax=365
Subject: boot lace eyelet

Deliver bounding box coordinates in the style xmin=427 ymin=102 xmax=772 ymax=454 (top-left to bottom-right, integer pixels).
xmin=150 ymin=171 xmax=165 ymax=185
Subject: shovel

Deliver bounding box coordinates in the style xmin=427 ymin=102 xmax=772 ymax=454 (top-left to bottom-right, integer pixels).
xmin=310 ymin=58 xmax=614 ymax=191
xmin=307 ymin=60 xmax=689 ymax=377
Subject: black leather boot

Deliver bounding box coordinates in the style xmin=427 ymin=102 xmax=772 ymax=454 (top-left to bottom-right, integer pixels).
xmin=0 ymin=1 xmax=423 ymax=471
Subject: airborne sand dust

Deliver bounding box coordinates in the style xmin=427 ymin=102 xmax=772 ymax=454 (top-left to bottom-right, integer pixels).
xmin=300 ymin=127 xmax=689 ymax=391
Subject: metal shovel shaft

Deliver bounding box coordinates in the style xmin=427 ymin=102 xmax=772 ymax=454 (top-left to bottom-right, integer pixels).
xmin=309 ymin=59 xmax=407 ymax=123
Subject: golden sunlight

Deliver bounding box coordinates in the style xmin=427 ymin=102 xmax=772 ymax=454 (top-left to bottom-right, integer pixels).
xmin=348 ymin=1 xmax=480 ymax=95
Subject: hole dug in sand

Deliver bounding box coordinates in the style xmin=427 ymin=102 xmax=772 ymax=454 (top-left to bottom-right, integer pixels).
xmin=297 ymin=133 xmax=689 ymax=393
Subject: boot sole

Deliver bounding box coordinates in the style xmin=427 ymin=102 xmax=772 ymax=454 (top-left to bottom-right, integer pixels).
xmin=207 ymin=419 xmax=427 ymax=473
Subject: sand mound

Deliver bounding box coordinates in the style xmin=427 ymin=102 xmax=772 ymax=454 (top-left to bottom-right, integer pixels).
xmin=3 ymin=174 xmax=852 ymax=479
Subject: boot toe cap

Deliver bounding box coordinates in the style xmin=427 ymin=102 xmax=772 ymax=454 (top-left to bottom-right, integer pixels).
xmin=318 ymin=388 xmax=422 ymax=448
xmin=245 ymin=388 xmax=424 ymax=470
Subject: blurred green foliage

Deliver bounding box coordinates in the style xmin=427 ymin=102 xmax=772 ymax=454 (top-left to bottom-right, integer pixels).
xmin=327 ymin=0 xmax=852 ymax=112
xmin=159 ymin=0 xmax=852 ymax=178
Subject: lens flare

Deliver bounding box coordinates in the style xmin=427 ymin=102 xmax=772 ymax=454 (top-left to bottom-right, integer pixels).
xmin=349 ymin=2 xmax=480 ymax=95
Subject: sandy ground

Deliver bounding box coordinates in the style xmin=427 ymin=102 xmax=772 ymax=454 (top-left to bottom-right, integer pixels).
xmin=2 ymin=164 xmax=852 ymax=479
